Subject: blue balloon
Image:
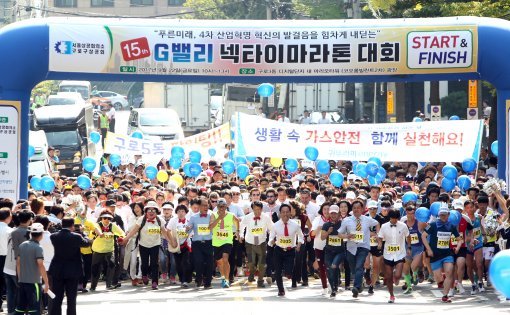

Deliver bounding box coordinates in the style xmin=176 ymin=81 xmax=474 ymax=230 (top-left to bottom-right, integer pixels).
xmin=489 ymin=250 xmax=510 ymax=298
xmin=82 ymin=157 xmax=96 ymax=172
xmin=183 ymin=162 xmax=192 ymax=177
xmin=171 ymin=146 xmax=185 ymax=159
xmin=234 ymin=156 xmax=247 ymax=165
xmin=413 ymin=117 xmax=423 ymax=122
xmin=367 ymin=175 xmax=380 ymax=185
xmin=462 ymin=157 xmax=477 ymax=173
xmin=189 ymin=151 xmax=202 ymax=163
xmin=449 ymin=115 xmax=460 ymax=120
xmin=457 ymin=175 xmax=472 ymax=191
xmin=366 ymin=161 xmax=379 ymax=177
xmin=222 ymin=160 xmax=235 ymax=175
xmin=491 ymin=140 xmax=499 ymax=157
xmin=131 ymin=131 xmax=143 ymax=139
xmin=28 ymin=145 xmax=35 ymax=158
xmin=189 ymin=163 xmax=202 ymax=177
xmin=442 ymin=165 xmax=458 ymax=180
xmin=448 ymin=209 xmax=461 ymax=226
xmin=170 ymin=156 xmax=182 ymax=169
xmin=430 ymin=202 xmax=442 ymax=217
xmin=257 ymin=83 xmax=274 ymax=97
xmin=208 ymin=148 xmax=216 ymax=157
xmin=90 ymin=131 xmax=101 ymax=144
xmin=376 ymin=167 xmax=387 ymax=181
xmin=30 ymin=176 xmax=41 ymax=190
xmin=40 ymin=176 xmax=55 ymax=192
xmin=110 ymin=154 xmax=121 ymax=167
xmin=236 ymin=164 xmax=250 ymax=180
xmin=441 ymin=178 xmax=456 ymax=192
xmin=329 ymin=171 xmax=344 ymax=188
xmin=246 ymin=156 xmax=257 ymax=163
xmin=402 ymin=192 xmax=418 ymax=204
xmin=316 ymin=160 xmax=330 ymax=175
xmin=145 ymin=166 xmax=158 ymax=179
xmin=368 ymin=157 xmax=382 ymax=168
xmin=355 ymin=162 xmax=367 ymax=178
xmin=285 ymin=158 xmax=299 ymax=173
xmin=77 ymin=174 xmax=91 ymax=190
xmin=416 ymin=207 xmax=431 ymax=223
xmin=304 ymin=146 xmax=319 ymax=161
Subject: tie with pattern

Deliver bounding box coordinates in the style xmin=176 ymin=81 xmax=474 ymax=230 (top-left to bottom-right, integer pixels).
xmin=254 ymin=218 xmax=259 ymax=245
xmin=356 ymin=218 xmax=362 ymax=232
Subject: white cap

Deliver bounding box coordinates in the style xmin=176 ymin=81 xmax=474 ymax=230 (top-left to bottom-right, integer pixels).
xmin=346 ymin=191 xmax=356 ymax=200
xmin=144 ymin=201 xmax=160 ymax=211
xmin=329 ymin=205 xmax=340 ymax=213
xmin=438 ymin=203 xmax=450 ymax=215
xmin=367 ymin=200 xmax=378 ymax=209
xmin=30 ymin=223 xmax=44 ymax=233
xmin=231 ymin=186 xmax=241 ymax=194
xmin=347 ymin=172 xmax=357 ymax=181
xmin=452 ymin=199 xmax=464 ymax=210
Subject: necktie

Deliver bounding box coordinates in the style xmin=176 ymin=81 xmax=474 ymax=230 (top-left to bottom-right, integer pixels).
xmin=356 ymin=218 xmax=362 ymax=232
xmin=391 ymin=224 xmax=396 ymax=228
xmin=200 ymin=214 xmax=207 ymax=218
xmin=253 ymin=217 xmax=260 ymax=221
xmin=179 ymin=219 xmax=185 ymax=224
xmin=284 ymin=222 xmax=289 ymax=236
xmin=147 ymin=219 xmax=155 ymax=224
xmin=254 ymin=218 xmax=259 ymax=245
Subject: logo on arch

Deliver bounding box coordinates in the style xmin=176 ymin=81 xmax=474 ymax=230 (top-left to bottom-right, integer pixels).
xmin=54 ymin=41 xmax=73 ymax=54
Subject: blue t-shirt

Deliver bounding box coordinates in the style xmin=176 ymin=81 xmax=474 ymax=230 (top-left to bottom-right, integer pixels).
xmin=425 ymin=221 xmax=459 ymax=262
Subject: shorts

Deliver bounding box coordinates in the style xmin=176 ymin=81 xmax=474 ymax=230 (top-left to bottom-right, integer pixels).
xmin=483 ymin=246 xmax=495 ymax=260
xmin=430 ymin=256 xmax=454 ymax=271
xmin=454 ymin=247 xmax=467 ymax=259
xmin=213 ymin=244 xmax=233 ymax=261
xmin=406 ymin=245 xmax=424 ymax=260
xmin=370 ymin=246 xmax=383 ymax=257
xmin=467 ymin=245 xmax=482 ymax=256
xmin=384 ymin=258 xmax=405 ymax=267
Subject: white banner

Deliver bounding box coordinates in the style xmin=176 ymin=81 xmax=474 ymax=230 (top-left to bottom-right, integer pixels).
xmin=234 ymin=113 xmax=483 ymax=162
xmin=104 ymin=123 xmax=230 ymax=163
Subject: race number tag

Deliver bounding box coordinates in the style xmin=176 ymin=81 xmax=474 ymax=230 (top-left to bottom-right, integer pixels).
xmin=354 ymin=232 xmax=364 ymax=243
xmin=410 ymin=233 xmax=419 ymax=245
xmin=277 ymin=236 xmax=292 ymax=247
xmin=328 ymin=235 xmax=342 ymax=246
xmin=370 ymin=236 xmax=378 ymax=247
xmin=197 ymin=224 xmax=210 ymax=235
xmin=437 ymin=231 xmax=451 ymax=249
xmin=386 ymin=244 xmax=400 ymax=253
xmin=473 ymin=227 xmax=482 ymax=238
xmin=147 ymin=227 xmax=160 ymax=235
xmin=176 ymin=228 xmax=188 ymax=239
xmin=251 ymin=227 xmax=264 ymax=236
xmin=450 ymin=234 xmax=458 ymax=246
xmin=216 ymin=229 xmax=229 ymax=240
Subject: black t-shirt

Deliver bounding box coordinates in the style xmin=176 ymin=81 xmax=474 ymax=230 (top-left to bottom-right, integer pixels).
xmin=322 ymin=221 xmax=344 ymax=253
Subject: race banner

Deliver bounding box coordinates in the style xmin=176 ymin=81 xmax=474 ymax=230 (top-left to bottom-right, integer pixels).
xmin=49 ymin=20 xmax=477 ymax=77
xmin=234 ymin=113 xmax=483 ymax=163
xmin=104 ymin=123 xmax=230 ymax=162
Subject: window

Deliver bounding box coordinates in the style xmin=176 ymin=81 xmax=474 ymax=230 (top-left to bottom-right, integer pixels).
xmin=91 ymin=0 xmax=113 ymax=7
xmin=131 ymin=0 xmax=153 ymax=5
xmin=168 ymin=0 xmax=184 ymax=6
xmin=54 ymin=0 xmax=76 ymax=7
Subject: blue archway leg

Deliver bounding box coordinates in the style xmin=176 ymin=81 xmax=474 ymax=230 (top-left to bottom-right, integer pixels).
xmin=497 ymin=89 xmax=510 ymax=182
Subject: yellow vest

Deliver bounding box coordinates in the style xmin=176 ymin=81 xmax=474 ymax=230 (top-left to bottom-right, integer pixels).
xmin=100 ymin=114 xmax=109 ymax=129
xmin=91 ymin=222 xmax=125 ymax=253
xmin=212 ymin=212 xmax=234 ymax=247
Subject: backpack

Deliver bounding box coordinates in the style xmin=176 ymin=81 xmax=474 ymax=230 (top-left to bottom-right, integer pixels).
xmin=135 ymin=216 xmax=162 ymax=247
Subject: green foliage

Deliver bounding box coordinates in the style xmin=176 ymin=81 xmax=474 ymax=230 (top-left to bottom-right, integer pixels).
xmin=293 ymin=0 xmax=345 ymax=19
xmin=440 ymin=91 xmax=467 ymax=119
xmin=31 ymin=80 xmax=59 ymax=99
xmin=183 ymin=0 xmax=266 ymax=19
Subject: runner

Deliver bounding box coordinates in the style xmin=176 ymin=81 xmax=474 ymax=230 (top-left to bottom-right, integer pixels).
xmin=268 ymin=204 xmax=304 ymax=297
xmin=166 ymin=204 xmax=193 ymax=288
xmin=365 ymin=200 xmax=388 ymax=294
xmin=465 ymin=200 xmax=486 ymax=295
xmin=187 ymin=197 xmax=213 ymax=289
xmin=421 ymin=204 xmax=463 ymax=303
xmin=401 ymin=205 xmax=426 ymax=294
xmin=476 ymin=194 xmax=498 ymax=286
xmin=239 ymin=201 xmax=273 ymax=287
xmin=448 ymin=200 xmax=471 ymax=296
xmin=311 ymin=202 xmax=330 ymax=295
xmin=289 ymin=200 xmax=312 ymax=288
xmin=321 ymin=204 xmax=345 ymax=298
xmin=378 ymin=209 xmax=410 ymax=303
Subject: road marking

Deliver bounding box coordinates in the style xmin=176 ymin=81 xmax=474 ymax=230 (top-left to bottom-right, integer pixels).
xmin=431 ymin=290 xmax=443 ymax=298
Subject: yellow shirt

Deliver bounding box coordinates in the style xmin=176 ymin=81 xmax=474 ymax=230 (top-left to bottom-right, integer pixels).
xmin=91 ymin=222 xmax=125 ymax=254
xmin=74 ymin=216 xmax=96 ymax=255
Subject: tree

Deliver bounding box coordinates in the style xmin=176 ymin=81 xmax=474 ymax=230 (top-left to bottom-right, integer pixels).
xmin=31 ymin=80 xmax=59 ymax=104
xmin=440 ymin=91 xmax=467 ymax=119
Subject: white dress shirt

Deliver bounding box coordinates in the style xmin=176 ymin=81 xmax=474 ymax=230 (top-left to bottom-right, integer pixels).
xmin=378 ymin=221 xmax=409 ymax=261
xmin=312 ymin=216 xmax=327 ymax=250
xmin=0 ymin=222 xmax=13 ymax=256
xmin=269 ymin=219 xmax=304 ymax=249
xmin=240 ymin=212 xmax=273 ymax=245
xmin=304 ymin=202 xmax=320 ymax=222
xmin=40 ymin=231 xmax=54 ymax=271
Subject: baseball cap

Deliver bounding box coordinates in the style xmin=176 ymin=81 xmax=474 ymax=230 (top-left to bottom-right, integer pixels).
xmin=162 ymin=203 xmax=174 ymax=210
xmin=346 ymin=191 xmax=356 ymax=200
xmin=144 ymin=201 xmax=160 ymax=211
xmin=367 ymin=200 xmax=378 ymax=209
xmin=329 ymin=205 xmax=340 ymax=213
xmin=231 ymin=186 xmax=241 ymax=194
xmin=452 ymin=199 xmax=464 ymax=210
xmin=217 ymin=198 xmax=228 ymax=207
xmin=105 ymin=199 xmax=116 ymax=207
xmin=29 ymin=223 xmax=44 ymax=233
xmin=438 ymin=203 xmax=450 ymax=215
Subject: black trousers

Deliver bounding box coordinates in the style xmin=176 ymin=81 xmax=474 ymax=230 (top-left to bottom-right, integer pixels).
xmin=274 ymin=247 xmax=295 ymax=293
xmin=100 ymin=128 xmax=108 ymax=147
xmin=81 ymin=254 xmax=92 ymax=288
xmin=229 ymin=238 xmax=244 ymax=280
xmin=15 ymin=283 xmax=41 ymax=315
xmin=292 ymin=244 xmax=308 ymax=284
xmin=265 ymin=244 xmax=275 ymax=277
xmin=109 ymin=119 xmax=115 ymax=133
xmin=48 ymin=276 xmax=79 ymax=315
xmin=90 ymin=252 xmax=115 ymax=289
xmin=0 ymin=255 xmax=5 ymax=309
xmin=192 ymin=241 xmax=213 ymax=286
xmin=139 ymin=245 xmax=159 ymax=283
xmin=174 ymin=246 xmax=192 ymax=284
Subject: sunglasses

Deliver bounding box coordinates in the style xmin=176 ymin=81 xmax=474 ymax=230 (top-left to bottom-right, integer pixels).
xmin=146 ymin=208 xmax=157 ymax=212
xmin=251 ymin=194 xmax=260 ymax=197
xmin=101 ymin=217 xmax=111 ymax=221
xmin=267 ymin=195 xmax=275 ymax=198
xmin=232 ymin=193 xmax=240 ymax=196
xmin=210 ymin=200 xmax=218 ymax=203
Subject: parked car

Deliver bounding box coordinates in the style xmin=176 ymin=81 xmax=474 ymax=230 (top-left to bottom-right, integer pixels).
xmin=46 ymin=92 xmax=86 ymax=107
xmin=95 ymin=91 xmax=128 ymax=110
xmin=131 ymin=92 xmax=144 ymax=108
xmin=127 ymin=108 xmax=184 ymax=142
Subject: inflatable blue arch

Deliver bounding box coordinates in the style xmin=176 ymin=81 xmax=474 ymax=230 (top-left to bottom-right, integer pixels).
xmin=0 ymin=16 xmax=509 ymax=199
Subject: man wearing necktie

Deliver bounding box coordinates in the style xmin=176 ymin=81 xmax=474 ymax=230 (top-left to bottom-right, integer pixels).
xmin=377 ymin=209 xmax=411 ymax=303
xmin=240 ymin=201 xmax=273 ymax=288
xmin=268 ymin=204 xmax=304 ymax=297
xmin=167 ymin=204 xmax=193 ymax=288
xmin=338 ymin=200 xmax=379 ymax=298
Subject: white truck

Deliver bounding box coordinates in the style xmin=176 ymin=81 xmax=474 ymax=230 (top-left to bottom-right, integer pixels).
xmin=143 ymin=82 xmax=212 ymax=136
xmin=221 ymin=83 xmax=261 ymax=123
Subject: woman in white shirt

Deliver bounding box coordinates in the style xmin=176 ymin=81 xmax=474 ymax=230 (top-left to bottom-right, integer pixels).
xmin=123 ymin=202 xmax=144 ymax=286
xmin=311 ymin=202 xmax=330 ymax=294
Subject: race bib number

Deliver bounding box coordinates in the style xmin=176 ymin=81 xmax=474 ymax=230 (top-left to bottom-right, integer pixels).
xmin=410 ymin=233 xmax=419 ymax=245
xmin=473 ymin=227 xmax=482 ymax=238
xmin=197 ymin=224 xmax=210 ymax=236
xmin=277 ymin=236 xmax=292 ymax=247
xmin=386 ymin=244 xmax=400 ymax=253
xmin=147 ymin=227 xmax=160 ymax=235
xmin=216 ymin=229 xmax=230 ymax=240
xmin=450 ymin=234 xmax=458 ymax=246
xmin=328 ymin=235 xmax=342 ymax=246
xmin=176 ymin=229 xmax=188 ymax=239
xmin=251 ymin=227 xmax=264 ymax=236
xmin=370 ymin=236 xmax=378 ymax=247
xmin=354 ymin=232 xmax=364 ymax=243
xmin=103 ymin=232 xmax=114 ymax=239
xmin=437 ymin=231 xmax=451 ymax=249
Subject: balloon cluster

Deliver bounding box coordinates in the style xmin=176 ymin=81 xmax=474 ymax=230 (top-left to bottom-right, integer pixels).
xmin=352 ymin=157 xmax=384 ymax=185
